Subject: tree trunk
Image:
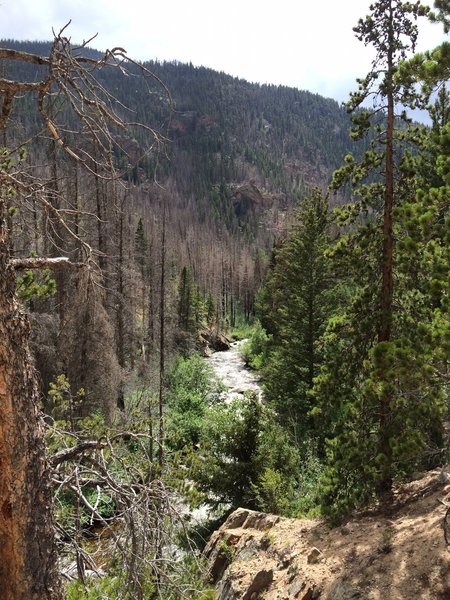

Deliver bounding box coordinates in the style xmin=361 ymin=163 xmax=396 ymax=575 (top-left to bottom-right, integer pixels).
xmin=116 ymin=196 xmax=126 ymax=372
xmin=158 ymin=200 xmax=166 ymax=469
xmin=0 ymin=200 xmax=62 ymax=599
xmin=146 ymin=244 xmax=155 ymax=362
xmin=377 ymin=0 xmax=395 ymax=496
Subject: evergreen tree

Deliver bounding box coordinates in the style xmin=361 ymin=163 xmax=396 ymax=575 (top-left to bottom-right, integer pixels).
xmin=259 ymin=188 xmax=334 ymax=439
xmin=314 ymin=0 xmax=446 ymax=515
xmin=190 ymin=395 xmax=300 ymax=512
xmin=393 ymin=86 xmax=450 ymax=465
xmin=178 ymin=265 xmax=194 ymax=331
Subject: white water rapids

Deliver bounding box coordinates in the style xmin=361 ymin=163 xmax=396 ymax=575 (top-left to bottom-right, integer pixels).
xmin=182 ymin=340 xmax=263 ymax=526
xmin=206 ymin=340 xmax=263 ymax=402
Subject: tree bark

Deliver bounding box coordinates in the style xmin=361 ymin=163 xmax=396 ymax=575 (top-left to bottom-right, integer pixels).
xmin=0 ymin=201 xmax=62 ymax=599
xmin=377 ymin=0 xmax=395 ymax=496
xmin=10 ymin=256 xmax=83 ymax=269
xmin=158 ymin=200 xmax=166 ymax=469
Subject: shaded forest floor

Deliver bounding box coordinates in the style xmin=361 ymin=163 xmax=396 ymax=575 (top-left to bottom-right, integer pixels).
xmin=206 ymin=469 xmax=450 ymax=599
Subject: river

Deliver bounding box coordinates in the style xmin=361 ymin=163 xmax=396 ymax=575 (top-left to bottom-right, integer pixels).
xmin=63 ymin=340 xmax=263 ymax=580
xmin=206 ymin=339 xmax=263 ymax=403
xmin=182 ymin=340 xmax=263 ymax=525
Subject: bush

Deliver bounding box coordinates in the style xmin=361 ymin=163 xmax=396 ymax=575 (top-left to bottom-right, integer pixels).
xmin=166 ymin=354 xmax=223 ymax=450
xmin=252 ymin=468 xmax=294 ymax=515
xmin=189 ymin=395 xmax=300 ymax=514
xmin=239 ymin=320 xmax=271 ymax=370
xmin=292 ymin=445 xmax=324 ymax=517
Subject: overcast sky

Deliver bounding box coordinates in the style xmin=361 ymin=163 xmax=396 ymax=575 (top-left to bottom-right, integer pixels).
xmin=0 ymin=0 xmax=446 ymax=103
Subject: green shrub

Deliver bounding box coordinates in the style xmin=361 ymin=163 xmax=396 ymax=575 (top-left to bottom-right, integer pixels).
xmin=239 ymin=320 xmax=271 ymax=370
xmin=229 ymin=322 xmax=255 ymax=341
xmin=189 ymin=395 xmax=300 ymax=514
xmin=166 ymin=354 xmax=224 ymax=450
xmin=291 ymin=445 xmax=324 ymax=518
xmin=252 ymin=468 xmax=294 ymax=515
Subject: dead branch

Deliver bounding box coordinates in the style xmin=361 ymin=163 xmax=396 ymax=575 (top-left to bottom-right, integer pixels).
xmin=49 ymin=440 xmax=107 ymax=467
xmin=10 ymin=256 xmax=84 ymax=270
xmin=0 ymin=48 xmax=51 ymax=65
xmin=46 ymin=416 xmax=208 ymax=598
xmin=1 ymin=28 xmax=170 ymax=183
xmin=0 ymin=28 xmax=171 ymax=282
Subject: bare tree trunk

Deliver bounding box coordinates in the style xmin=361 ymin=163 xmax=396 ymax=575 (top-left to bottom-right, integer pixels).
xmin=117 ymin=196 xmax=126 ymax=373
xmin=73 ymin=162 xmax=81 ymax=261
xmin=94 ymin=143 xmax=107 ymax=272
xmin=0 ymin=200 xmax=62 ymax=600
xmin=377 ymin=0 xmax=395 ymax=496
xmin=146 ymin=241 xmax=155 ymax=363
xmin=158 ymin=200 xmax=166 ymax=469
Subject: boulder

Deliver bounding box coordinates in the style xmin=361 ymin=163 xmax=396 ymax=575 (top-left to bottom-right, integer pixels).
xmin=326 ymin=579 xmax=361 ymax=600
xmin=307 ymin=547 xmax=323 ymax=564
xmin=197 ymin=328 xmax=231 ymax=353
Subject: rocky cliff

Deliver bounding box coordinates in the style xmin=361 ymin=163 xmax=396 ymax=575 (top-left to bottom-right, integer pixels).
xmin=203 ymin=470 xmax=450 ymax=599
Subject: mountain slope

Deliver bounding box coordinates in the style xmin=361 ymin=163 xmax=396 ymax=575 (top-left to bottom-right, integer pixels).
xmin=1 ymin=39 xmax=358 ymax=320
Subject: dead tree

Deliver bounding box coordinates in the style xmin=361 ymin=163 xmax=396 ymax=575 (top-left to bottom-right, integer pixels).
xmin=0 ymin=27 xmax=169 ymax=599
xmin=47 ymin=420 xmax=206 ymax=599
xmin=0 ymin=196 xmax=63 ymax=600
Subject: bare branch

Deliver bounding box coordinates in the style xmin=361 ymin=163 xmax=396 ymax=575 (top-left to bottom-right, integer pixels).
xmin=49 ymin=440 xmax=107 ymax=467
xmin=0 ymin=48 xmax=51 ymax=66
xmin=10 ymin=256 xmax=84 ymax=270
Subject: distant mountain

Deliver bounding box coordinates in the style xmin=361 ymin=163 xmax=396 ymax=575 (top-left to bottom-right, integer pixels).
xmin=1 ymin=39 xmax=356 ymax=217
xmin=1 ymin=39 xmax=357 ymax=318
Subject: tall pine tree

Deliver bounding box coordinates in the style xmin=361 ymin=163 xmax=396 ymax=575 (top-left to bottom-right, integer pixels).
xmin=259 ymin=188 xmax=334 ymax=440
xmin=314 ymin=0 xmax=447 ymax=515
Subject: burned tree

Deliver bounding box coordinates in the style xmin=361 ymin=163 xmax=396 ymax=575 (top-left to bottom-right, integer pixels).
xmin=0 ymin=28 xmax=167 ymax=598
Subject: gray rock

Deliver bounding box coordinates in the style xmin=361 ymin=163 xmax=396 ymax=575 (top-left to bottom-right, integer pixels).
xmin=438 ymin=468 xmax=450 ymax=484
xmin=244 ymin=510 xmax=280 ymax=531
xmin=237 ymin=539 xmax=261 ymax=561
xmin=307 ymin=547 xmax=323 ymax=564
xmin=226 ymin=508 xmax=250 ymax=529
xmin=288 ymin=576 xmax=306 ymax=597
xmin=217 ymin=576 xmax=240 ymax=600
xmin=288 ymin=576 xmax=320 ymax=600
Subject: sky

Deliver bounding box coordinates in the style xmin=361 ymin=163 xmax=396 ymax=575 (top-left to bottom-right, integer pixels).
xmin=0 ymin=0 xmax=447 ymax=104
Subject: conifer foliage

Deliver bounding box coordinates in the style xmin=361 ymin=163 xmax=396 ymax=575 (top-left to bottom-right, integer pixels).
xmin=315 ymin=0 xmax=450 ymax=514
xmin=258 ymin=188 xmax=334 ymax=438
xmin=257 ymin=0 xmax=449 ymax=518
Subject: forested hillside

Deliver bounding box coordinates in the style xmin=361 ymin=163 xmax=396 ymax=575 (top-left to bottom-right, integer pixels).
xmin=0 ymin=38 xmax=361 ymax=393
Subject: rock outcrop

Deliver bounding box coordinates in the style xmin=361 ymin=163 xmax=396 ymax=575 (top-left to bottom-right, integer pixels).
xmin=204 ymin=471 xmax=450 ymax=599
xmin=197 ymin=328 xmax=231 ymax=354
xmin=204 ymin=508 xmax=323 ymax=600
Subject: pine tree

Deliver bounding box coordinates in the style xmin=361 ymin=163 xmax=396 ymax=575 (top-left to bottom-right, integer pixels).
xmin=259 ymin=188 xmax=334 ymax=439
xmin=314 ymin=0 xmax=446 ymax=515
xmin=393 ymin=87 xmax=450 ymax=464
xmin=178 ymin=265 xmax=194 ymax=331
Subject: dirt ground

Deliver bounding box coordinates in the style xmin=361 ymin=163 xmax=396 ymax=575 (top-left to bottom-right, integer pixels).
xmin=208 ymin=470 xmax=450 ymax=599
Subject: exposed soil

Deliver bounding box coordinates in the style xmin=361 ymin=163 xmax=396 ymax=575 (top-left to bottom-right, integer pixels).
xmin=206 ymin=470 xmax=450 ymax=599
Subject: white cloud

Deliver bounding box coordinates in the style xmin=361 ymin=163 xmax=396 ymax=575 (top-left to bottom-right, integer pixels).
xmin=0 ymin=0 xmax=447 ymax=103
